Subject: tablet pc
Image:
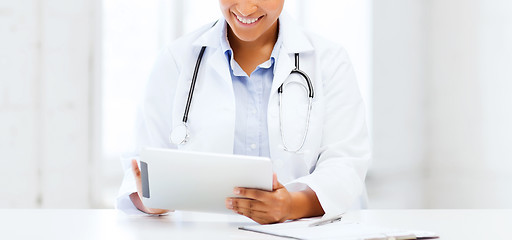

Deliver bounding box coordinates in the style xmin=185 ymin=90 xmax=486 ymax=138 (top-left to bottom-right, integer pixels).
xmin=139 ymin=148 xmax=273 ymax=213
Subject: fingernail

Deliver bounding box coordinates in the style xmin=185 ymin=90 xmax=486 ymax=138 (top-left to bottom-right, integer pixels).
xmin=234 ymin=188 xmax=240 ymax=195
xmin=226 ymin=199 xmax=233 ymax=209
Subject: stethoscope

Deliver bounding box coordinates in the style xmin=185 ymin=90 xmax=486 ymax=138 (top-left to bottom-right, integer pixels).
xmin=169 ymin=45 xmax=314 ymax=152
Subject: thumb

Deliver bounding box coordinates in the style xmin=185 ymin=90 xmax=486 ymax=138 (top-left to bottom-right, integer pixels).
xmin=131 ymin=159 xmax=143 ymax=197
xmin=272 ymin=173 xmax=284 ymax=190
xmin=131 ymin=159 xmax=140 ymax=177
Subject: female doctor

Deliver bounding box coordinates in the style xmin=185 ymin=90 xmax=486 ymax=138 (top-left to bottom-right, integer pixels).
xmin=117 ymin=0 xmax=371 ymax=224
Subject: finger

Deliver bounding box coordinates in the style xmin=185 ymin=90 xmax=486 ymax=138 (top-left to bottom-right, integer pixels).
xmin=243 ymin=213 xmax=273 ymax=225
xmin=235 ymin=187 xmax=270 ymax=201
xmin=227 ymin=198 xmax=267 ymax=213
xmin=233 ymin=206 xmax=267 ymax=220
xmin=235 ymin=208 xmax=281 ymax=224
xmin=131 ymin=159 xmax=143 ymax=197
xmin=250 ymin=216 xmax=271 ymax=225
xmin=232 ymin=209 xmax=269 ymax=224
xmin=272 ymin=173 xmax=284 ymax=190
xmin=148 ymin=207 xmax=172 ymax=215
xmin=131 ymin=159 xmax=140 ymax=177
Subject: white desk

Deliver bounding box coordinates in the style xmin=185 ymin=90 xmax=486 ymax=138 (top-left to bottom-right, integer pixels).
xmin=1 ymin=209 xmax=510 ymax=239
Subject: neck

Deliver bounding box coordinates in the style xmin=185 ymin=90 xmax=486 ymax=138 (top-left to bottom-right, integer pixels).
xmin=228 ymin=21 xmax=279 ymax=55
xmin=227 ymin=21 xmax=279 ymax=76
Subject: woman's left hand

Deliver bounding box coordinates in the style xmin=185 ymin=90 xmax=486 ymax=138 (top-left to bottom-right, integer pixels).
xmin=226 ymin=173 xmax=293 ymax=224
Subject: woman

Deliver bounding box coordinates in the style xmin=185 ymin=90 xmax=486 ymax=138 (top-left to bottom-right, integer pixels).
xmin=117 ymin=0 xmax=371 ymax=224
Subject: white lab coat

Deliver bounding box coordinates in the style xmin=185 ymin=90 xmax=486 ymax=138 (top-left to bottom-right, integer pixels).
xmin=117 ymin=13 xmax=371 ymax=216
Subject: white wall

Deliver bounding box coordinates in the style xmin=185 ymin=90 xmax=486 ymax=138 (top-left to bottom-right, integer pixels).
xmin=370 ymin=0 xmax=512 ymax=208
xmin=368 ymin=0 xmax=427 ymax=208
xmin=0 ymin=0 xmax=40 ymax=207
xmin=0 ymin=0 xmax=97 ymax=208
xmin=425 ymin=0 xmax=512 ymax=208
xmin=296 ymin=0 xmax=373 ymax=115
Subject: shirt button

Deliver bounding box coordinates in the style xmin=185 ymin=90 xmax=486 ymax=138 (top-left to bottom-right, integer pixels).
xmin=250 ymin=144 xmax=257 ymax=149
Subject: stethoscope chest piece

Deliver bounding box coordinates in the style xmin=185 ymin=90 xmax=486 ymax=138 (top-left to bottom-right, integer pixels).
xmin=169 ymin=123 xmax=189 ymax=145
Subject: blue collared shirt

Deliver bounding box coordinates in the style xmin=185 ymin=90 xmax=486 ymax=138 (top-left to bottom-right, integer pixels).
xmin=219 ymin=22 xmax=282 ymax=158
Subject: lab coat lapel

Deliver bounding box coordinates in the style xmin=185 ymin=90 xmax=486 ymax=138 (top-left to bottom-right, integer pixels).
xmin=270 ymin=50 xmax=295 ymax=96
xmin=185 ymin=20 xmax=235 ymax=154
xmin=204 ymin=48 xmax=235 ymax=154
xmin=206 ymin=47 xmax=232 ymax=87
xmin=193 ymin=19 xmax=233 ymax=87
xmin=270 ymin=12 xmax=314 ymax=98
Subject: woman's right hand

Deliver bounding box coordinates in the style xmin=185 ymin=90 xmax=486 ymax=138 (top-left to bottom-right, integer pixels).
xmin=130 ymin=159 xmax=170 ymax=215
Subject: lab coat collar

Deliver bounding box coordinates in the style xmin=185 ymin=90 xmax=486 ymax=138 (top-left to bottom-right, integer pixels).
xmin=192 ymin=12 xmax=314 ymax=54
xmin=192 ymin=17 xmax=225 ymax=48
xmin=278 ymin=12 xmax=314 ymax=54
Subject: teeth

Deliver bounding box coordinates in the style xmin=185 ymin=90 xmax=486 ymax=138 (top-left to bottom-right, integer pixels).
xmin=236 ymin=15 xmax=259 ymax=24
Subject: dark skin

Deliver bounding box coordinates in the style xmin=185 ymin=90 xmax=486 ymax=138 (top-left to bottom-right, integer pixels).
xmin=227 ymin=22 xmax=277 ymax=76
xmin=226 ymin=173 xmax=324 ymax=224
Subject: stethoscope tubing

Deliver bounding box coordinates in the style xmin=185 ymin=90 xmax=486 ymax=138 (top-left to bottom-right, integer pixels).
xmin=183 ymin=46 xmax=207 ymax=123
xmin=171 ymin=48 xmax=314 ymax=153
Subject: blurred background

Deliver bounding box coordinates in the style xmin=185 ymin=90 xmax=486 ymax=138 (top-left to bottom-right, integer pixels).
xmin=1 ymin=0 xmax=511 ymax=209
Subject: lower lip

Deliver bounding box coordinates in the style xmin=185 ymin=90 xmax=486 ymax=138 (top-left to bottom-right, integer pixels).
xmin=234 ymin=14 xmax=263 ymax=26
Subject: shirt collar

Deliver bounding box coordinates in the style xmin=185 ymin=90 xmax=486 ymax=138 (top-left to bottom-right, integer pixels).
xmin=220 ymin=21 xmax=283 ymax=76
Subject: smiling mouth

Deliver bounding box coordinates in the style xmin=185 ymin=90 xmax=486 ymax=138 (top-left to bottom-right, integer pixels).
xmin=233 ymin=13 xmax=263 ymax=25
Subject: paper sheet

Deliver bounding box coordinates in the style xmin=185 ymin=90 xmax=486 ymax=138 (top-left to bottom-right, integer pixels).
xmin=240 ymin=219 xmax=439 ymax=240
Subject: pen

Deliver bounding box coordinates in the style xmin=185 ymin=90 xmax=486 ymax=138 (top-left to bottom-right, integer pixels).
xmin=308 ymin=214 xmax=343 ymax=227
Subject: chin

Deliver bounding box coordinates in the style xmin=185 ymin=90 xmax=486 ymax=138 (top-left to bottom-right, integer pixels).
xmin=231 ymin=30 xmax=262 ymax=42
xmin=238 ymin=34 xmax=262 ymax=42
